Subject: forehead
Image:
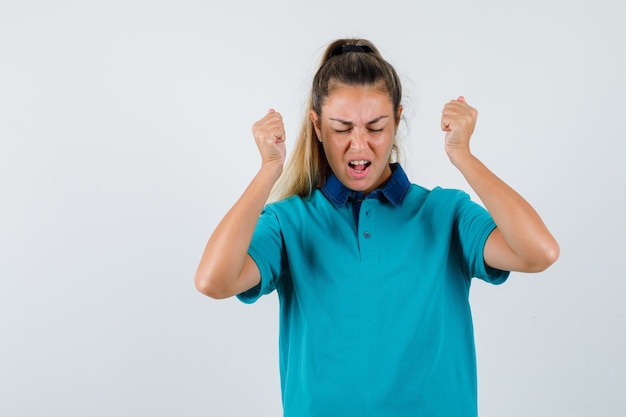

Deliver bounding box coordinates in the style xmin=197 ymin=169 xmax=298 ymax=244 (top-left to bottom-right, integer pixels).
xmin=322 ymin=84 xmax=394 ymax=120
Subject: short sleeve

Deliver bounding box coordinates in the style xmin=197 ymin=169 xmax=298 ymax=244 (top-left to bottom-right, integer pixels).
xmin=236 ymin=206 xmax=286 ymax=304
xmin=454 ymin=194 xmax=510 ymax=285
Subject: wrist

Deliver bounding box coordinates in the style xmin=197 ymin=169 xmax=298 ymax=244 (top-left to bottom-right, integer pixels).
xmin=259 ymin=161 xmax=284 ymax=182
xmin=447 ymin=148 xmax=475 ymax=169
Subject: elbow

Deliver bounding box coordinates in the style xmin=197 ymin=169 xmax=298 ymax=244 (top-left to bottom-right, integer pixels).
xmin=528 ymin=239 xmax=560 ymax=273
xmin=194 ymin=270 xmax=233 ymax=300
xmin=546 ymin=240 xmax=560 ymax=267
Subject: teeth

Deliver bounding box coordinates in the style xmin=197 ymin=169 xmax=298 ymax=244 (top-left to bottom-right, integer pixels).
xmin=349 ymin=160 xmax=369 ymax=165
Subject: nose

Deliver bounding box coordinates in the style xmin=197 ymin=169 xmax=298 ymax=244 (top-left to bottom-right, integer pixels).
xmin=349 ymin=129 xmax=367 ymax=151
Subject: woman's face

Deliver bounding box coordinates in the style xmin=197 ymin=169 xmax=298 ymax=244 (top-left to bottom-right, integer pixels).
xmin=311 ymin=84 xmax=401 ymax=194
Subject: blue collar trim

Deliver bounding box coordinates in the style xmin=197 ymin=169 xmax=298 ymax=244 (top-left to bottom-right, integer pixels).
xmin=321 ymin=163 xmax=410 ymax=208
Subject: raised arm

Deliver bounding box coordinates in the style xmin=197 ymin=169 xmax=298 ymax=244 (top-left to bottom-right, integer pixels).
xmin=441 ymin=97 xmax=559 ymax=273
xmin=194 ymin=109 xmax=286 ymax=299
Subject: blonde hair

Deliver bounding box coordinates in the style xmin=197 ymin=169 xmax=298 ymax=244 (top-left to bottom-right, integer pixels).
xmin=269 ymin=38 xmax=403 ymax=202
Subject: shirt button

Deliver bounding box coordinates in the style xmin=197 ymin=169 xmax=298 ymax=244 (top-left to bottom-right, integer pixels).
xmin=363 ymin=231 xmax=371 ymax=239
xmin=350 ymin=192 xmax=356 ymax=198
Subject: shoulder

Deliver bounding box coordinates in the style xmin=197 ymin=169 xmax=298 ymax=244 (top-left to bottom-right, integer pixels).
xmin=405 ymin=183 xmax=470 ymax=206
xmin=266 ymin=191 xmax=321 ymax=210
xmin=401 ymin=184 xmax=486 ymax=225
xmin=263 ymin=190 xmax=331 ymax=218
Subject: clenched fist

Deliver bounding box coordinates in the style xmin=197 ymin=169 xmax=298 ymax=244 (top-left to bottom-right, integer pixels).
xmin=441 ymin=96 xmax=478 ymax=161
xmin=252 ymin=109 xmax=287 ymax=168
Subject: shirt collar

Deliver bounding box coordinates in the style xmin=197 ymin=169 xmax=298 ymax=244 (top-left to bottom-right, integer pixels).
xmin=321 ymin=163 xmax=410 ymax=208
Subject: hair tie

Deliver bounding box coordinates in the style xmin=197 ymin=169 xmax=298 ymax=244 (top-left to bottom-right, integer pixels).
xmin=328 ymin=44 xmax=374 ymax=58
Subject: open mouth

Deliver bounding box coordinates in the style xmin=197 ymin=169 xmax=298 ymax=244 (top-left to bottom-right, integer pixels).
xmin=348 ymin=160 xmax=371 ymax=173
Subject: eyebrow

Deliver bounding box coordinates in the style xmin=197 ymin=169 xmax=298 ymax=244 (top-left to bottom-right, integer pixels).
xmin=328 ymin=115 xmax=389 ymax=126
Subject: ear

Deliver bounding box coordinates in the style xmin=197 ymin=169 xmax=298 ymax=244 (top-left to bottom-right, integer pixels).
xmin=310 ymin=110 xmax=322 ymax=142
xmin=395 ymin=105 xmax=403 ymax=130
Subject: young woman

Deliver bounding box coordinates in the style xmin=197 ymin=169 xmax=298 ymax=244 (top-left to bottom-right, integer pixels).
xmin=194 ymin=38 xmax=559 ymax=417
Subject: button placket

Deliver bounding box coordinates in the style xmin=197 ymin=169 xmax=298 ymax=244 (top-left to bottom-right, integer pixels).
xmin=358 ymin=200 xmax=376 ymax=261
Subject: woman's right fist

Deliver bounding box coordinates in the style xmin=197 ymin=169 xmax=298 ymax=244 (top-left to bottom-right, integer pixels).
xmin=252 ymin=109 xmax=287 ymax=166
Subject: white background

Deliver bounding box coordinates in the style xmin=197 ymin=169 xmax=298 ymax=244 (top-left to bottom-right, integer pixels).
xmin=1 ymin=0 xmax=625 ymax=416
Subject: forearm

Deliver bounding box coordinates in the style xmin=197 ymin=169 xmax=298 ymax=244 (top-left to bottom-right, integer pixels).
xmin=452 ymin=152 xmax=559 ymax=271
xmin=194 ymin=164 xmax=282 ymax=297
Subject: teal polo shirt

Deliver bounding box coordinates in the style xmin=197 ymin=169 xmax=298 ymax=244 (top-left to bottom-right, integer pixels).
xmin=238 ymin=164 xmax=509 ymax=417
